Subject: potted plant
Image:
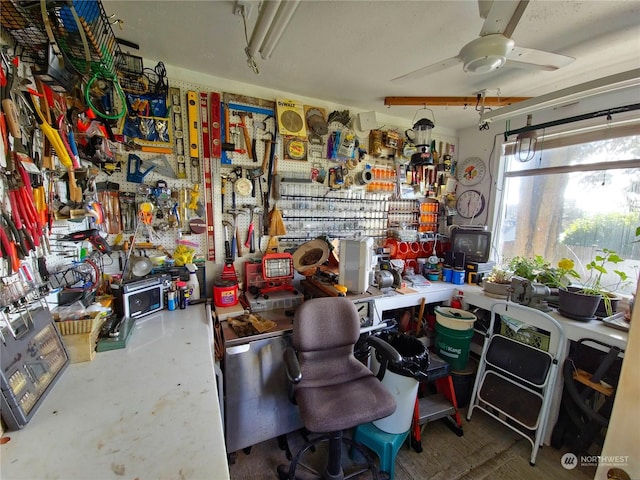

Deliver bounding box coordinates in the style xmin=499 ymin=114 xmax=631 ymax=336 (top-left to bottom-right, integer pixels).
xmin=482 ymin=266 xmax=513 ymax=298
xmin=507 ymin=255 xmax=552 ymax=283
xmin=557 ymin=249 xmax=629 ymax=320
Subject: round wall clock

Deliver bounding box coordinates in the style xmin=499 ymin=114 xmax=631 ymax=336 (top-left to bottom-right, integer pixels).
xmin=456 ymin=190 xmax=486 ymax=219
xmin=457 ymin=157 xmax=486 ymax=186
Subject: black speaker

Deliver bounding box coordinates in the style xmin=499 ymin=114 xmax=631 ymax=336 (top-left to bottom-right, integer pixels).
xmin=453 ymin=251 xmax=466 ymax=269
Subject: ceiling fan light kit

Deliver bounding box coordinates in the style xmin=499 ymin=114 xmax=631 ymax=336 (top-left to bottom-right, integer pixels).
xmin=460 ymin=34 xmax=514 ymax=74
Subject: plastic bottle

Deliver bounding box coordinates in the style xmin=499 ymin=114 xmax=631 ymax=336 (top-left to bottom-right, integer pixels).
xmin=186 ymin=263 xmax=200 ymax=301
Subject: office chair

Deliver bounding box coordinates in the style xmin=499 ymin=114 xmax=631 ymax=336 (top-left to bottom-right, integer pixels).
xmin=278 ymin=297 xmax=401 ymax=480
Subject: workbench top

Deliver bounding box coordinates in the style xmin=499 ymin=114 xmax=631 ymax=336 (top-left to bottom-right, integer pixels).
xmin=1 ymin=305 xmax=228 ymax=480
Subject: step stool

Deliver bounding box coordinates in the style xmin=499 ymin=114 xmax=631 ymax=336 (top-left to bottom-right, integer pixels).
xmin=411 ymin=353 xmax=463 ymax=453
xmin=352 ymin=422 xmax=409 ymax=480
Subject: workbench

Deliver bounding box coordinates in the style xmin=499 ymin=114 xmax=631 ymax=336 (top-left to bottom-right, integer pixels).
xmin=0 ymin=304 xmax=228 ymax=480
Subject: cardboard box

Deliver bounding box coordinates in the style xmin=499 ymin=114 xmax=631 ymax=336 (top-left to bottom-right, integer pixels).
xmin=54 ymin=312 xmax=106 ymax=363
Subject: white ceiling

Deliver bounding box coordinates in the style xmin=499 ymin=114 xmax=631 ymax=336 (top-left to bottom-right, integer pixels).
xmin=103 ymin=0 xmax=640 ymax=131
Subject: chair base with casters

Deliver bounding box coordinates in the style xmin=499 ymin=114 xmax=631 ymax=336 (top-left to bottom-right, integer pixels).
xmin=351 ymin=422 xmax=410 ymax=480
xmin=278 ymin=431 xmax=381 ymax=480
xmin=277 ymin=297 xmax=403 ymax=480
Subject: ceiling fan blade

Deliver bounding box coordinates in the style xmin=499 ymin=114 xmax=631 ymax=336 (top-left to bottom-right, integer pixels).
xmin=506 ymin=46 xmax=575 ymax=70
xmin=479 ymin=0 xmax=529 ymax=38
xmin=390 ymin=56 xmax=460 ymax=84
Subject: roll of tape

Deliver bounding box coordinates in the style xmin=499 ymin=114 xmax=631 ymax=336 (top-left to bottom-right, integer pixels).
xmin=356 ymin=169 xmax=373 ymax=185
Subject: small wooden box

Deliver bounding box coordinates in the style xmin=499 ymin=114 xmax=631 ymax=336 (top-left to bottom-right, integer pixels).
xmin=54 ymin=313 xmax=106 ymax=364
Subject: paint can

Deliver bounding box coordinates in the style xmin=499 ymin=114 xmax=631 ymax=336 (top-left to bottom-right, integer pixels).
xmin=442 ymin=266 xmax=453 ymax=283
xmin=213 ymin=280 xmax=239 ymax=307
xmin=452 ymin=268 xmax=465 ymax=285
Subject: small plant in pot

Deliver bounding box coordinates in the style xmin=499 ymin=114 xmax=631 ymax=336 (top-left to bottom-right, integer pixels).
xmin=557 ymin=250 xmax=629 ymax=320
xmin=482 ymin=266 xmax=513 ymax=298
xmin=508 ymin=255 xmax=553 ymax=283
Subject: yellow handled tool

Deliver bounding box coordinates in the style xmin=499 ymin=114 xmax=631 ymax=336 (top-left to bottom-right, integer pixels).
xmin=27 ymin=92 xmax=72 ymax=168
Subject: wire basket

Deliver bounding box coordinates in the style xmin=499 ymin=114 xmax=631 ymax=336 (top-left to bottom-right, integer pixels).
xmin=2 ymin=0 xmax=121 ymax=79
xmin=499 ymin=319 xmax=550 ymax=352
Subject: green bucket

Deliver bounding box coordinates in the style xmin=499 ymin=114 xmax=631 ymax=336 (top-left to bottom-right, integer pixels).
xmin=435 ymin=322 xmax=475 ymax=371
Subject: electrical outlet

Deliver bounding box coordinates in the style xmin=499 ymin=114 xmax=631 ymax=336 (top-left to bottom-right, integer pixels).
xmin=234 ymin=1 xmax=253 ymax=20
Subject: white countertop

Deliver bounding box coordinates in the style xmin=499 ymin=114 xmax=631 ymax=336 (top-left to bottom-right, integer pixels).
xmin=372 ymin=281 xmax=455 ymax=322
xmin=460 ymin=285 xmax=629 ymax=349
xmin=1 ymin=305 xmax=229 ymax=480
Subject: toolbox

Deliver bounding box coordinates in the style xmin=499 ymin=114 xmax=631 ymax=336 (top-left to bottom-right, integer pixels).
xmin=1 ymin=305 xmax=70 ymax=429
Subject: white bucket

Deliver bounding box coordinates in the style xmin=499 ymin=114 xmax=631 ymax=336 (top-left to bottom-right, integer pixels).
xmin=434 ymin=306 xmax=476 ymax=331
xmin=370 ymin=356 xmax=417 ymax=434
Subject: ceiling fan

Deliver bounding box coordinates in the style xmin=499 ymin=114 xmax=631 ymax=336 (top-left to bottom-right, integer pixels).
xmin=391 ymin=0 xmax=575 ymax=83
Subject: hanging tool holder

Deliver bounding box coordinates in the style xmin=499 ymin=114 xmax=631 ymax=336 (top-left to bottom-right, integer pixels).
xmin=1 ymin=0 xmax=122 ymax=84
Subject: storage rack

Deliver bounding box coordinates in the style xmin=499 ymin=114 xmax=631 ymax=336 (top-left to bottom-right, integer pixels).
xmin=277 ymin=181 xmax=389 ymax=248
xmin=1 ymin=0 xmax=121 ymax=80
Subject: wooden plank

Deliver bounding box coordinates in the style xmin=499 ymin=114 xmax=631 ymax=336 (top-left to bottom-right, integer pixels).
xmin=384 ymin=96 xmax=531 ymax=107
xmin=573 ymin=368 xmax=614 ymax=397
xmin=223 ymin=93 xmax=276 ymax=110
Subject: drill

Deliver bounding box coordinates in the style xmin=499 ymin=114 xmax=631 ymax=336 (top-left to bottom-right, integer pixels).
xmin=60 ymin=229 xmax=112 ymax=255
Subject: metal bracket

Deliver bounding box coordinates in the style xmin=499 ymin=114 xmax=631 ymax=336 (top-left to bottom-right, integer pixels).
xmin=233 ymin=1 xmax=253 ymax=20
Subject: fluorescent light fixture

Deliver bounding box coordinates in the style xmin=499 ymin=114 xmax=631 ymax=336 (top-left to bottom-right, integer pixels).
xmin=248 ymin=0 xmax=300 ymax=61
xmin=480 ymin=68 xmax=640 ymax=123
xmin=514 ymin=114 xmax=537 ymax=162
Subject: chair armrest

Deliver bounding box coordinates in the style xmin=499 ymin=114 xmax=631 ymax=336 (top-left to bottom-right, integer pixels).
xmin=366 ymin=335 xmax=402 ymax=382
xmin=283 ymin=346 xmax=302 ymax=384
xmin=367 ymin=335 xmax=402 ymax=364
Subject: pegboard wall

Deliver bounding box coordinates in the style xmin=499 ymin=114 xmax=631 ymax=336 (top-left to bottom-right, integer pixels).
xmin=47 ymin=74 xmax=458 ymax=278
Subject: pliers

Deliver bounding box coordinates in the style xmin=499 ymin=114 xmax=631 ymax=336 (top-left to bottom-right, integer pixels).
xmin=1 ymin=210 xmax=27 ymax=259
xmin=0 ymin=216 xmax=19 ymax=273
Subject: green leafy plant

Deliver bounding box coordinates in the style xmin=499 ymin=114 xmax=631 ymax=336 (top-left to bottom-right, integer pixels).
xmin=580 ymin=249 xmax=629 ymax=294
xmin=570 ymin=249 xmax=630 ymax=316
xmin=507 ymin=255 xmax=553 ymax=283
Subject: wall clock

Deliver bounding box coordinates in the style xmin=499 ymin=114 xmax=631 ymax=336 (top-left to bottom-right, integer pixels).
xmin=456 ymin=190 xmax=486 ymax=219
xmin=457 ymin=157 xmax=486 ymax=186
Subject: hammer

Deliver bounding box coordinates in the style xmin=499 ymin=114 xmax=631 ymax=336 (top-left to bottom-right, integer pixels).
xmin=252 ymin=119 xmax=266 ymax=162
xmin=243 ymin=205 xmax=263 ymax=253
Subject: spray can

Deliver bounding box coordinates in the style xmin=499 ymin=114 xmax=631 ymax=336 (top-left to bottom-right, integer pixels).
xmin=167 ymin=289 xmax=177 ymax=311
xmin=177 ymin=281 xmax=188 ymax=309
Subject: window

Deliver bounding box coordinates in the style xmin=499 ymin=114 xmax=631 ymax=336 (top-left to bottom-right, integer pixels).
xmin=494 ymin=127 xmax=640 ymax=296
